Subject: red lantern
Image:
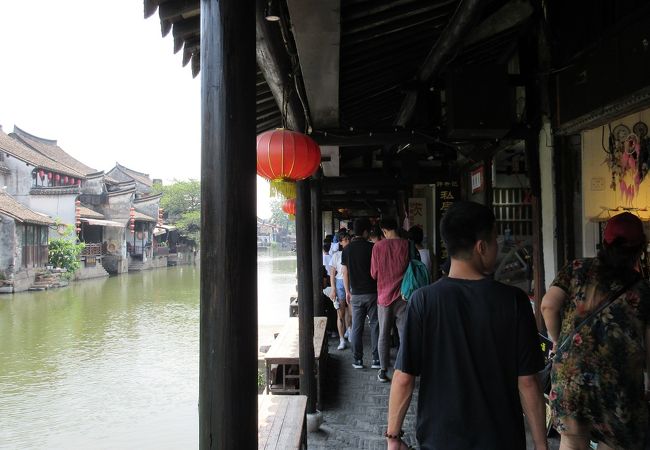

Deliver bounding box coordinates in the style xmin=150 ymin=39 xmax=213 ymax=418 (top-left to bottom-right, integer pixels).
xmin=63 ymin=176 xmax=69 ymax=184
xmin=47 ymin=172 xmax=52 ymax=180
xmin=256 ymin=129 xmax=321 ymax=198
xmin=38 ymin=169 xmax=45 ymax=180
xmin=54 ymin=173 xmax=60 ymax=182
xmin=76 ymin=179 xmax=82 ymax=186
xmin=69 ymin=177 xmax=75 ymax=185
xmin=281 ymin=198 xmax=296 ymax=216
xmin=129 ymin=207 xmax=135 ymax=234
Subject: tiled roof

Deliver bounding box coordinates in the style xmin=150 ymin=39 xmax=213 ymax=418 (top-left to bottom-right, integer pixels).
xmin=0 ymin=129 xmax=84 ymax=177
xmin=113 ymin=163 xmax=153 ymax=187
xmin=30 ymin=186 xmax=81 ymax=196
xmin=133 ymin=210 xmax=157 ymax=222
xmin=104 ymin=175 xmax=121 ymax=185
xmin=0 ymin=191 xmax=55 ymax=225
xmin=12 ymin=126 xmax=96 ymax=176
xmin=79 ymin=205 xmax=104 ymax=219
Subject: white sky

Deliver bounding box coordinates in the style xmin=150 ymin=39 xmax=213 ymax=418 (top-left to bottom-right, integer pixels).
xmin=0 ymin=0 xmax=271 ymax=218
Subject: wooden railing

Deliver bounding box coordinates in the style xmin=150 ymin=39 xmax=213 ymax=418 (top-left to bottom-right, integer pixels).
xmin=80 ymin=243 xmax=103 ymax=257
xmin=154 ymin=246 xmax=169 ymax=256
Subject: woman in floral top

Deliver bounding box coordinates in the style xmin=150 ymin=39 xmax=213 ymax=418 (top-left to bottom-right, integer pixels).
xmin=541 ymin=212 xmax=650 ymax=450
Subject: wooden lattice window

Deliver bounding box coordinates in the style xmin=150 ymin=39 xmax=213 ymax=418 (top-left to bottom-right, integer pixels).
xmin=492 ymin=188 xmax=533 ymax=237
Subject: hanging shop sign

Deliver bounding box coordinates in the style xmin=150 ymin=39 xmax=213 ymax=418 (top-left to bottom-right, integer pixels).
xmin=470 ymin=166 xmax=484 ymax=193
xmin=434 ymin=180 xmax=460 ymax=266
xmin=407 ymin=197 xmax=427 ymax=234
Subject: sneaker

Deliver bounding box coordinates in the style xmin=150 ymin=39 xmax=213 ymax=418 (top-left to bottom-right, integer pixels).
xmin=352 ymin=359 xmax=364 ymax=369
xmin=377 ymin=369 xmax=390 ymax=383
xmin=344 ymin=328 xmax=350 ymax=340
xmin=337 ymin=340 xmax=347 ymax=350
xmin=371 ymin=360 xmax=381 ymax=369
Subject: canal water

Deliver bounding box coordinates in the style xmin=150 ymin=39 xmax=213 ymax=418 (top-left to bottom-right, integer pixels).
xmin=0 ymin=249 xmax=297 ymax=449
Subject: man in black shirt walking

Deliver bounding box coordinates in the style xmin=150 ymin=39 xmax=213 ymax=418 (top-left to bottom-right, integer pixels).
xmin=342 ymin=218 xmax=380 ymax=370
xmin=386 ymin=201 xmax=547 ymax=450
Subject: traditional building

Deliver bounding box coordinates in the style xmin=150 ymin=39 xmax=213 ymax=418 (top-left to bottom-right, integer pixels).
xmin=0 ymin=127 xmax=83 ymax=228
xmin=106 ymin=162 xmax=155 ymax=196
xmin=0 ymin=190 xmax=55 ymax=292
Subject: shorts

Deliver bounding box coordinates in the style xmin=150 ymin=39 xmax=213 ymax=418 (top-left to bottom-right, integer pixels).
xmin=335 ymin=279 xmax=346 ymax=306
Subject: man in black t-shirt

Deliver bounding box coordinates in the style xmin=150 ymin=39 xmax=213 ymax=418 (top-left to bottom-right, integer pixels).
xmin=341 ymin=218 xmax=380 ymax=369
xmin=386 ymin=202 xmax=547 ymax=450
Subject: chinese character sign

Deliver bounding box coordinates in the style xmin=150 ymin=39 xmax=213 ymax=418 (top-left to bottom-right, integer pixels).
xmin=408 ymin=197 xmax=427 ymax=237
xmin=435 ymin=182 xmax=460 ymax=266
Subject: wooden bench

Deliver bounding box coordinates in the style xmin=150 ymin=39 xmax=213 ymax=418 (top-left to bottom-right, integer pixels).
xmin=264 ymin=316 xmax=328 ymax=408
xmin=258 ymin=394 xmax=307 ymax=449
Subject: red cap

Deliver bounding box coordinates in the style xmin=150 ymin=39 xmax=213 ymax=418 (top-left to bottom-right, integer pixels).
xmin=603 ymin=212 xmax=645 ymax=246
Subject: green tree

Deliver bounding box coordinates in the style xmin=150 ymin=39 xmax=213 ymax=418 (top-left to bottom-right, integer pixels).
xmin=157 ymin=179 xmax=200 ymax=218
xmin=156 ymin=179 xmax=201 ymax=243
xmin=49 ymin=225 xmax=85 ymax=278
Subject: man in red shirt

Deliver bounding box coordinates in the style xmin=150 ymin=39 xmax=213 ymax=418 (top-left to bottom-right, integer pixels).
xmin=371 ymin=217 xmax=409 ymax=382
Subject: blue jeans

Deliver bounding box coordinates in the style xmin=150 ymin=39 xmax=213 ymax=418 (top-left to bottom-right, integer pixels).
xmin=349 ymin=293 xmax=379 ymax=362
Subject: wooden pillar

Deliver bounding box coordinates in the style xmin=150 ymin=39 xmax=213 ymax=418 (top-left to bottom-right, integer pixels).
xmin=526 ymin=134 xmax=546 ymax=331
xmin=199 ymin=1 xmax=257 ymax=448
xmin=296 ymin=179 xmax=317 ymax=413
xmin=311 ymin=177 xmax=324 ymax=316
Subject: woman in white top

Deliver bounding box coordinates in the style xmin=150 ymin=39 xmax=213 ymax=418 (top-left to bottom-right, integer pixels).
xmin=329 ymin=232 xmax=351 ymax=350
xmin=408 ymin=226 xmax=432 ymax=276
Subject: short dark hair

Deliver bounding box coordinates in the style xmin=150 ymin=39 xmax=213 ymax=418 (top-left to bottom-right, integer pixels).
xmin=337 ymin=231 xmax=350 ymax=242
xmin=440 ymin=201 xmax=495 ymax=258
xmin=353 ymin=218 xmax=371 ymax=236
xmin=380 ymin=217 xmax=398 ymax=231
xmin=369 ymin=225 xmax=382 ymax=239
xmin=408 ymin=226 xmax=424 ymax=245
xmin=322 ymin=242 xmax=331 ymax=253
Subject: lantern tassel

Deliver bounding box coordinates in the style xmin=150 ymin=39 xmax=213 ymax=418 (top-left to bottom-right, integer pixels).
xmin=270 ymin=179 xmax=297 ymax=199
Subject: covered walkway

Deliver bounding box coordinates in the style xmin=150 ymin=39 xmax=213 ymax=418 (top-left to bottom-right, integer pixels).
xmin=309 ymin=332 xmax=561 ymax=449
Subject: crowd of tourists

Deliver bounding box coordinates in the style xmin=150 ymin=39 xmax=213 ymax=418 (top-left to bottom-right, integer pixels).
xmin=320 ymin=202 xmax=649 ymax=450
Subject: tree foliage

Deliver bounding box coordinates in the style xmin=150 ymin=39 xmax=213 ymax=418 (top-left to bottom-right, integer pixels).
xmin=156 ymin=179 xmax=200 ymax=218
xmin=49 ymin=225 xmax=85 ymax=278
xmin=156 ymin=179 xmax=201 ymax=242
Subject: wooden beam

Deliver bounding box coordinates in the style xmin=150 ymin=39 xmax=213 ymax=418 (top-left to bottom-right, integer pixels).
xmin=310 ymin=129 xmax=437 ymax=146
xmin=322 ymin=174 xmax=443 ymax=190
xmin=296 ymin=180 xmax=317 ymax=414
xmin=394 ymin=0 xmax=487 ymax=127
xmin=199 ymin=0 xmax=257 ymax=448
xmin=462 ymin=1 xmax=533 ymax=47
xmin=159 ymin=0 xmax=199 ymax=21
xmin=255 ymin=0 xmax=306 ymax=131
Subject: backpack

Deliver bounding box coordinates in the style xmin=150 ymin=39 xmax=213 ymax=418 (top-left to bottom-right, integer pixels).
xmin=400 ymin=241 xmax=431 ymax=301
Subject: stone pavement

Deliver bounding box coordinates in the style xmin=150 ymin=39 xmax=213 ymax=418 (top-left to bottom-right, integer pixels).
xmin=308 ymin=330 xmax=560 ymax=450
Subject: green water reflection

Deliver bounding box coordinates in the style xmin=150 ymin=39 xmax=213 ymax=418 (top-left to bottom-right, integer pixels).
xmin=0 ymin=249 xmax=295 ymax=449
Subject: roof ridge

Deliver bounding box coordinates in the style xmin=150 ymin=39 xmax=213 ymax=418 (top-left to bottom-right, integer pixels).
xmin=116 ymin=162 xmax=150 ymax=177
xmin=12 ymin=126 xmax=96 ymax=176
xmin=13 ymin=125 xmax=57 ymax=146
